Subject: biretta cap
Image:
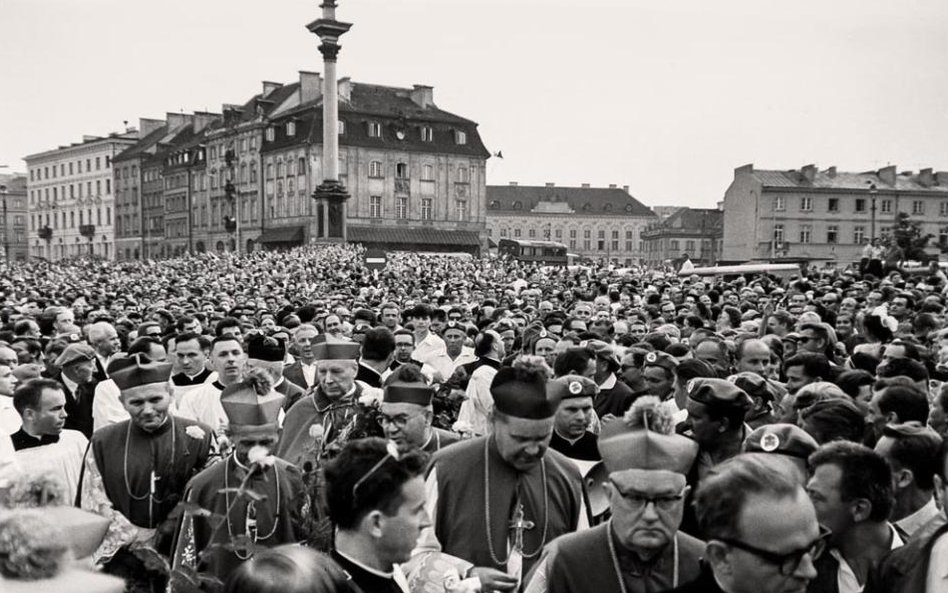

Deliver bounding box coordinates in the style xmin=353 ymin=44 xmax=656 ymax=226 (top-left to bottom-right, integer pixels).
xmin=743 ymin=423 xmax=818 ymax=460
xmin=112 ymin=353 xmax=173 ymax=391
xmin=547 ymin=375 xmax=599 ymax=400
xmin=490 ymin=367 xmax=559 ymax=419
xmin=313 ymin=340 xmax=360 ymax=361
xmin=687 ymin=377 xmax=753 ymax=412
xmin=597 ymin=415 xmax=698 ymax=477
xmin=643 ymin=351 xmax=678 ymax=373
xmin=383 ymin=380 xmax=434 ymax=407
xmin=55 ymin=343 xmax=95 ymax=367
xmin=220 ymin=381 xmax=285 ymax=433
xmin=247 ymin=334 xmax=286 ymax=362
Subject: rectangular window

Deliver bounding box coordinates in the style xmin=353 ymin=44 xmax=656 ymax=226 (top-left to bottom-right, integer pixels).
xmin=686 ymin=240 xmax=695 ymax=252
xmin=106 ymin=179 xmax=111 ymax=194
xmin=456 ymin=199 xmax=468 ymax=221
xmin=940 ymin=228 xmax=948 ymax=248
xmin=395 ymin=163 xmax=408 ymax=179
xmin=370 ymin=196 xmax=382 ymax=218
xmin=96 ymin=157 xmax=101 ymax=170
xmin=800 ymin=225 xmax=812 ymax=244
xmin=457 ymin=167 xmax=469 ymax=183
xmin=554 ymin=229 xmax=562 ymax=239
xmin=611 ymin=240 xmax=619 ymax=251
xmin=528 ymin=229 xmax=536 ymax=238
xmin=570 ymin=230 xmax=577 ymax=239
xmin=828 ymin=198 xmax=839 ymax=212
xmin=265 ymin=127 xmax=275 ymax=142
xmin=827 ymin=225 xmax=838 ymax=244
xmin=625 ymin=241 xmax=633 ymax=251
xmin=514 ymin=228 xmax=521 ymax=238
xmin=287 ymin=121 xmax=296 ymax=136
xmin=421 ymin=198 xmax=432 ymax=220
xmin=69 ymin=162 xmax=73 ymax=175
xmin=670 ymin=239 xmax=679 ymax=251
xmin=338 ymin=121 xmax=346 ymax=135
xmin=855 ymin=198 xmax=866 ymax=213
xmin=455 ymin=130 xmax=467 ymax=144
xmin=583 ymin=240 xmax=590 ymax=250
xmin=369 ymin=161 xmax=383 ymax=178
xmin=569 ymin=239 xmax=576 ymax=249
xmin=105 ymin=156 xmax=111 ymax=168
xmin=800 ymin=197 xmax=812 ymax=212
xmin=421 ymin=126 xmax=434 ymax=142
xmin=880 ymin=199 xmax=892 ymax=214
xmin=773 ymin=224 xmax=784 ymax=243
xmin=940 ymin=202 xmax=948 ymax=217
xmin=368 ymin=122 xmax=382 ymax=137
xmin=396 ymin=196 xmax=408 ymax=219
xmin=913 ymin=200 xmax=925 ymax=215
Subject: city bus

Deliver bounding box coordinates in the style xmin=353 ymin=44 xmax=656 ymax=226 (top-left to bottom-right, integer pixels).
xmin=497 ymin=238 xmax=569 ymax=266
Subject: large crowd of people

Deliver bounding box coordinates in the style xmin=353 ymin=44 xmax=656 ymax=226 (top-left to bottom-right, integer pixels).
xmin=2 ymin=243 xmax=948 ymax=593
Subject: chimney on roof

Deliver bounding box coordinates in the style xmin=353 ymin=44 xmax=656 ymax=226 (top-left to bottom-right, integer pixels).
xmin=936 ymin=172 xmax=948 ymax=186
xmin=623 ymin=185 xmax=629 ymax=193
xmin=299 ymin=71 xmax=322 ymax=104
xmin=509 ymin=181 xmax=518 ymax=186
xmin=262 ymin=81 xmax=283 ymax=96
xmin=734 ymin=164 xmax=754 ymax=178
xmin=545 ymin=182 xmax=555 ymax=187
xmin=192 ymin=112 xmax=218 ymax=133
xmin=608 ymin=184 xmax=617 ymax=189
xmin=878 ymin=165 xmax=897 ymax=186
xmin=826 ymin=166 xmax=837 ymax=178
xmin=581 ymin=183 xmax=590 ymax=188
xmin=410 ymin=85 xmax=434 ymax=109
xmin=919 ymin=168 xmax=934 ymax=187
xmin=82 ymin=135 xmax=98 ymax=142
xmin=138 ymin=118 xmax=164 ymax=137
xmin=337 ymin=77 xmax=352 ymax=102
xmin=165 ymin=113 xmax=190 ymax=131
xmin=801 ymin=164 xmax=817 ymax=183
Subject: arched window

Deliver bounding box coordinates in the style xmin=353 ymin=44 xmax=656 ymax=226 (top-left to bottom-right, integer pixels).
xmin=298 ymin=158 xmax=306 ymax=176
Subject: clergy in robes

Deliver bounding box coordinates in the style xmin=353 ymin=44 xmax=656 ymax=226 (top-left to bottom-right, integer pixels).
xmin=11 ymin=378 xmax=88 ymax=504
xmin=80 ymin=354 xmax=214 ymax=585
xmin=548 ymin=376 xmax=601 ymax=470
xmin=170 ymin=375 xmax=307 ymax=588
xmin=324 ymin=437 xmax=430 ymax=593
xmin=380 ymin=364 xmax=460 ymax=455
xmin=276 ymin=340 xmax=365 ymax=467
xmin=177 ymin=335 xmax=246 ymax=435
xmin=413 ymin=362 xmax=586 ymax=591
xmin=525 ymin=396 xmax=705 ymax=593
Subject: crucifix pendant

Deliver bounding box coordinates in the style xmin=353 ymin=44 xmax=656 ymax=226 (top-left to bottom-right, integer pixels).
xmin=509 ymin=503 xmax=535 ymax=554
xmin=149 ymin=470 xmax=159 ymax=497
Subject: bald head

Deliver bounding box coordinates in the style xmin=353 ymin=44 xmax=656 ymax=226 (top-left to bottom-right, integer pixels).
xmin=737 ymin=339 xmax=771 ymax=377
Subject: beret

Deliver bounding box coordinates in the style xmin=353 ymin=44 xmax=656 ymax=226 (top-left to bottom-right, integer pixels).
xmin=729 ymin=372 xmax=782 ymax=403
xmin=55 ymin=343 xmax=96 ymax=367
xmin=547 ymin=375 xmax=599 ymax=400
xmin=582 ymin=340 xmax=620 ymax=367
xmin=743 ymin=423 xmax=818 ymax=460
xmin=643 ymin=351 xmax=678 ymax=373
xmin=687 ymin=377 xmax=753 ymax=411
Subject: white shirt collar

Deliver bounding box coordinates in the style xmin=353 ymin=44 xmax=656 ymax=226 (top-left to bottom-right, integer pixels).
xmin=895 ymin=497 xmax=939 ymax=538
xmin=599 ymin=373 xmax=617 ymax=390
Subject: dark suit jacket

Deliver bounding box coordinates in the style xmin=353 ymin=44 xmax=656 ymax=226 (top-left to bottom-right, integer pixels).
xmin=807 ymin=547 xmax=840 ymax=593
xmin=667 ymin=562 xmax=725 ymax=593
xmin=865 ymin=514 xmax=948 ymax=593
xmin=283 ymin=361 xmax=311 ymax=391
xmin=58 ymin=378 xmax=97 ymax=439
xmin=356 ymin=362 xmax=384 ymax=389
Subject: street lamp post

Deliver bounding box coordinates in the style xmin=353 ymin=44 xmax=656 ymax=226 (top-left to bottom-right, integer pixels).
xmin=0 ymin=184 xmax=8 ymax=263
xmin=868 ymin=182 xmax=877 ymax=241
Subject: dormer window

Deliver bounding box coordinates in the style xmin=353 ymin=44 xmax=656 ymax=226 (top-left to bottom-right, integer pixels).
xmin=512 ymin=201 xmax=523 ymax=210
xmin=287 ymin=121 xmax=296 ymax=137
xmin=265 ymin=127 xmax=275 ymax=142
xmin=368 ymin=122 xmax=382 ymax=137
xmin=454 ymin=130 xmax=467 ymax=145
xmin=421 ymin=126 xmax=434 ymax=142
xmin=338 ymin=120 xmax=346 ymax=135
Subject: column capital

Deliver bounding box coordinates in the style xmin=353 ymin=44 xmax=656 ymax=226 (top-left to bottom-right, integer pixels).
xmin=318 ymin=42 xmax=341 ymax=62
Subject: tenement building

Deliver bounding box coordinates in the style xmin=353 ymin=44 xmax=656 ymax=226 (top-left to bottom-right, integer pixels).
xmin=485 ymin=183 xmax=656 ymax=265
xmin=641 ymin=207 xmax=722 ymax=267
xmin=25 ymin=129 xmax=144 ymax=260
xmin=0 ymin=173 xmax=29 ymax=261
xmin=723 ymin=163 xmax=948 ymax=264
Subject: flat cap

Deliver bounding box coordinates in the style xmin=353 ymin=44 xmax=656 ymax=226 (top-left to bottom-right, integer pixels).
xmin=687 ymin=377 xmax=753 ymax=411
xmin=548 ymin=375 xmax=599 ymax=400
xmin=743 ymin=423 xmax=818 ymax=460
xmin=55 ymin=343 xmax=96 ymax=367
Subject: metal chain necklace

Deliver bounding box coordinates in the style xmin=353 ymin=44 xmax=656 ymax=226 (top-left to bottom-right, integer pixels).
xmin=606 ymin=521 xmax=679 ymax=593
xmin=123 ymin=415 xmax=176 ymax=502
xmin=483 ymin=437 xmax=549 ymax=565
xmin=224 ymin=454 xmax=282 ymax=560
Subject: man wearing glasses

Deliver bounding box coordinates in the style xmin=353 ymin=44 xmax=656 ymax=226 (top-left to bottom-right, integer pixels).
xmin=379 ymin=365 xmax=459 ymax=455
xmin=526 ymin=396 xmax=704 ymax=593
xmin=670 ymin=453 xmax=826 ymax=593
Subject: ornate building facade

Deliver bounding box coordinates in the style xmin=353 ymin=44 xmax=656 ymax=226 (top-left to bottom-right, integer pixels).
xmin=485 ymin=183 xmax=657 ymax=265
xmin=641 ymin=207 xmax=723 ymax=267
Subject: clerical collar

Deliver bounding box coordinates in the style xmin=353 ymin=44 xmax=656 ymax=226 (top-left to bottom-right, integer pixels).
xmin=133 ymin=415 xmax=171 ymax=436
xmin=334 ymin=548 xmax=396 ymax=579
xmin=173 ymin=368 xmax=212 ymax=385
xmin=212 ymin=380 xmax=227 ymax=391
xmin=11 ymin=428 xmax=59 ymax=450
xmin=554 ymin=428 xmax=583 ymax=446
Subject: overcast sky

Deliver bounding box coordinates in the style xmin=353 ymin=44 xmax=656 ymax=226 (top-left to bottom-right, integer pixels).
xmin=1 ymin=0 xmax=946 ymax=208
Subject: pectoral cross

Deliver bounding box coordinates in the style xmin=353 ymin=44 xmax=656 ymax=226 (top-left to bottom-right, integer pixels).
xmin=509 ymin=503 xmax=535 ymax=555
xmin=149 ymin=470 xmax=159 ymax=497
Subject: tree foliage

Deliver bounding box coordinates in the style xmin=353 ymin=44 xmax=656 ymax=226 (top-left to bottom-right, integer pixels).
xmin=890 ymin=212 xmax=933 ymax=261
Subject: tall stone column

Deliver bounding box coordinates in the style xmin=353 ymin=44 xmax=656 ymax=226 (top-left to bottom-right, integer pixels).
xmin=307 ymin=1 xmax=352 ymax=241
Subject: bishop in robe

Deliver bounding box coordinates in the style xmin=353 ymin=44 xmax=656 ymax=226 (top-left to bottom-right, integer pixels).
xmin=380 ymin=364 xmax=460 ymax=455
xmin=170 ymin=373 xmax=308 ymax=588
xmin=413 ymin=362 xmax=587 ymax=591
xmin=276 ymin=340 xmax=368 ymax=467
xmin=525 ymin=396 xmax=705 ymax=593
xmin=80 ymin=353 xmax=214 ymax=586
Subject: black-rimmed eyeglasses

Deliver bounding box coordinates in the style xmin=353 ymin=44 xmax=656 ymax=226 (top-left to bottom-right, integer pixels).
xmin=714 ymin=526 xmax=830 ymax=576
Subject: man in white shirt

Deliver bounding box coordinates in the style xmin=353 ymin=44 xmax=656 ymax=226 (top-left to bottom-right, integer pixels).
xmin=407 ymin=304 xmax=446 ymax=366
xmin=456 ymin=330 xmax=505 ymax=436
xmin=87 ymin=321 xmax=122 ymax=380
xmin=0 ymin=363 xmax=21 ymax=434
xmin=284 ymin=324 xmax=320 ymax=390
xmin=421 ymin=322 xmax=475 ymax=385
xmin=177 ymin=335 xmax=244 ymax=434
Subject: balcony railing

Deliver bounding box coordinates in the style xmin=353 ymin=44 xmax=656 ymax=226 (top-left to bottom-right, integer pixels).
xmin=38 ymin=226 xmax=52 ymax=240
xmin=79 ymin=224 xmax=96 ymax=238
